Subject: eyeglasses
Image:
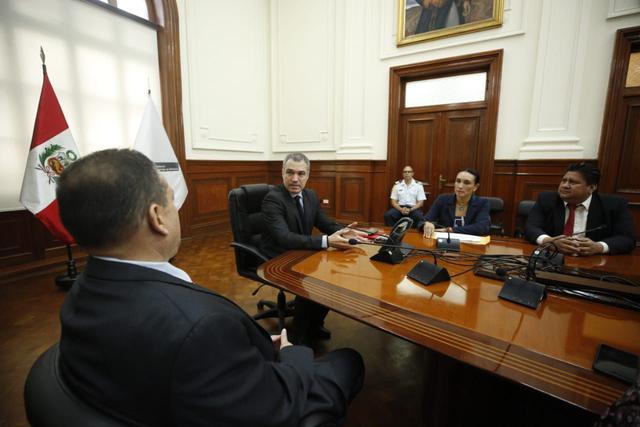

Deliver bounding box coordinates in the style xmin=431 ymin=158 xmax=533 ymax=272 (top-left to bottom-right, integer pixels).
xmin=403 ymin=170 xmax=413 ymax=174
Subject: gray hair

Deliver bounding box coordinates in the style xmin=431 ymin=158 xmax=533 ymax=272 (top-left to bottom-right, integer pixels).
xmin=282 ymin=152 xmax=310 ymax=170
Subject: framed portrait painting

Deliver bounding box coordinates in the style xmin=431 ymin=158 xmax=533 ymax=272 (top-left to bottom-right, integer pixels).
xmin=397 ymin=0 xmax=503 ymax=46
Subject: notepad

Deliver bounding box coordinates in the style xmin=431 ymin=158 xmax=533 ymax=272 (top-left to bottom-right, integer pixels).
xmin=433 ymin=232 xmax=490 ymax=245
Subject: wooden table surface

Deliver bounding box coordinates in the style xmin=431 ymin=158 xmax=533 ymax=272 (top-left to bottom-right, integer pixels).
xmin=258 ymin=231 xmax=640 ymax=414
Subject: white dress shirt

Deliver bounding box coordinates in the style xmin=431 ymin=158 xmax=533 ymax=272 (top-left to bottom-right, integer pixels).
xmin=390 ymin=179 xmax=426 ymax=206
xmin=94 ymin=256 xmax=193 ymax=282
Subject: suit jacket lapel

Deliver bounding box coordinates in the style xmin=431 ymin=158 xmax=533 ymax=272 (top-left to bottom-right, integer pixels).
xmin=585 ymin=194 xmax=604 ymax=239
xmin=466 ymin=195 xmax=477 ymax=220
xmin=279 ymin=185 xmax=305 ymax=234
xmin=447 ymin=196 xmax=456 ymax=224
xmin=300 ymin=191 xmax=311 ymax=234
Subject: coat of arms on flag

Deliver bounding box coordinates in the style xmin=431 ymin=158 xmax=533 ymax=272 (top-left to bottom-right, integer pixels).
xmin=36 ymin=144 xmax=79 ymax=183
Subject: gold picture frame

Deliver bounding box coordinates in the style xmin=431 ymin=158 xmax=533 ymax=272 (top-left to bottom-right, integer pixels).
xmin=397 ymin=0 xmax=503 ymax=46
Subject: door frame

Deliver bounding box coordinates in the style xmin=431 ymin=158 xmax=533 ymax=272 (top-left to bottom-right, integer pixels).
xmin=386 ymin=50 xmax=503 ymax=196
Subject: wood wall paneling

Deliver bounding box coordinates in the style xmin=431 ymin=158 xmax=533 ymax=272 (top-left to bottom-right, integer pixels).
xmin=337 ymin=175 xmax=368 ymax=221
xmin=597 ymin=26 xmax=640 ymax=242
xmin=5 ymin=158 xmax=635 ymax=274
xmin=307 ymin=176 xmax=336 ymax=213
xmin=0 ymin=211 xmax=34 ymax=267
xmin=370 ymin=161 xmax=389 ymax=224
xmin=615 ymin=102 xmax=640 ymax=192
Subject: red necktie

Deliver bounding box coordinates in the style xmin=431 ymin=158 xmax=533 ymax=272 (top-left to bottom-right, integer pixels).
xmin=563 ymin=204 xmax=576 ymax=236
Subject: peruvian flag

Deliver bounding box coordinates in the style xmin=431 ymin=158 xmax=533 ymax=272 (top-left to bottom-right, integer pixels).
xmin=19 ymin=65 xmax=79 ymax=244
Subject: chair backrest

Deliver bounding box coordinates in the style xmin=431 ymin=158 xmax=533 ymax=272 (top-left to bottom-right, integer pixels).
xmin=514 ymin=200 xmax=536 ymax=238
xmin=484 ymin=196 xmax=505 ymax=236
xmin=518 ymin=200 xmax=535 ymax=217
xmin=485 ymin=196 xmax=504 ymax=213
xmin=228 ymin=184 xmax=273 ymax=279
xmin=24 ymin=343 xmax=132 ymax=427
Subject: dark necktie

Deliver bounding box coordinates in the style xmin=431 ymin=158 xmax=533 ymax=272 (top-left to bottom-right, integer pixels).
xmin=294 ymin=195 xmax=305 ymax=232
xmin=563 ymin=204 xmax=576 ymax=236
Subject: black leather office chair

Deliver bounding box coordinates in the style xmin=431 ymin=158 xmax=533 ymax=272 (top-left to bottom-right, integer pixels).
xmin=514 ymin=200 xmax=535 ymax=238
xmin=24 ymin=343 xmax=131 ymax=427
xmin=228 ymin=184 xmax=294 ymax=329
xmin=25 ymin=344 xmax=335 ymax=427
xmin=485 ymin=196 xmax=504 ymax=236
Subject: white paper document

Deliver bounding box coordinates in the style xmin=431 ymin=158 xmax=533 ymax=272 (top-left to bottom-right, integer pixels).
xmin=433 ymin=232 xmax=486 ymax=243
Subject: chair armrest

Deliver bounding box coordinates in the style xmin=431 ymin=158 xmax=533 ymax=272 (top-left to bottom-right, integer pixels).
xmin=230 ymin=242 xmax=270 ymax=264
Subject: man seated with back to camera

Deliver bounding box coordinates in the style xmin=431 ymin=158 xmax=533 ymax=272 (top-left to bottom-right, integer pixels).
xmin=260 ymin=152 xmax=367 ymax=344
xmin=56 ymin=148 xmax=365 ymax=427
xmin=383 ymin=165 xmax=426 ymax=228
xmin=524 ymin=162 xmax=636 ymax=255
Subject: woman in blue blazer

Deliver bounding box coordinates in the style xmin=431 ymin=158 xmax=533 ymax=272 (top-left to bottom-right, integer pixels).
xmin=419 ymin=169 xmax=491 ymax=237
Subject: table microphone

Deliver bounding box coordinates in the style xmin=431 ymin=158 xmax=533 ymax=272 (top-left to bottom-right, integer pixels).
xmin=348 ymin=239 xmax=438 ymax=264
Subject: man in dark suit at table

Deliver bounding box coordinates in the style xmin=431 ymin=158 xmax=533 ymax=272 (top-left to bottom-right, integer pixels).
xmin=56 ymin=148 xmax=364 ymax=427
xmin=525 ymin=162 xmax=636 ymax=255
xmin=261 ymin=152 xmax=366 ymax=343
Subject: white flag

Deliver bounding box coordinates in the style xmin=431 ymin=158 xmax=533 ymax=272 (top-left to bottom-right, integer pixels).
xmin=133 ymin=96 xmax=188 ymax=209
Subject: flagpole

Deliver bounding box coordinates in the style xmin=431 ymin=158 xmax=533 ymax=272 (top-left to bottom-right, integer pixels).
xmin=55 ymin=245 xmax=78 ymax=290
xmin=40 ymin=46 xmax=46 ymax=73
xmin=36 ymin=47 xmax=79 ymax=290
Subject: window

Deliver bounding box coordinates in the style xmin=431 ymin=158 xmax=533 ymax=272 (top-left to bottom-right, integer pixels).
xmin=83 ymin=0 xmax=157 ymax=26
xmin=404 ymin=72 xmax=487 ymax=108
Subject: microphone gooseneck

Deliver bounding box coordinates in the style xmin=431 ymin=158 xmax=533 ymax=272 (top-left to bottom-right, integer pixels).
xmin=527 ymin=224 xmax=608 ymax=280
xmin=494 ymin=263 xmax=529 ymax=278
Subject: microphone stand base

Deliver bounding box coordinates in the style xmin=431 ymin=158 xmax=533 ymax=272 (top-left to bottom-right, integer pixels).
xmin=55 ymin=275 xmax=76 ymax=290
xmin=371 ymin=243 xmax=414 ymax=265
xmin=498 ymin=277 xmax=546 ymax=309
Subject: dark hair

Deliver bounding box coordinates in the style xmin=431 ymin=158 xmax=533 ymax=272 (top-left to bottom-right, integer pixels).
xmin=461 ymin=168 xmax=481 ymax=184
xmin=56 ymin=149 xmax=167 ymax=249
xmin=283 ymin=152 xmax=310 ymax=170
xmin=566 ymin=162 xmax=600 ymax=186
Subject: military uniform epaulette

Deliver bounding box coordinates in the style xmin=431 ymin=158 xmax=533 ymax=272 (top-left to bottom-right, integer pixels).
xmin=395 ymin=179 xmax=422 ymax=185
xmin=395 ymin=180 xmax=402 ymax=185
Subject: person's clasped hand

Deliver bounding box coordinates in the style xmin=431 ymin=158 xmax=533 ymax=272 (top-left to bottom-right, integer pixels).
xmin=422 ymin=221 xmax=435 ymax=239
xmin=271 ymin=328 xmax=293 ymax=351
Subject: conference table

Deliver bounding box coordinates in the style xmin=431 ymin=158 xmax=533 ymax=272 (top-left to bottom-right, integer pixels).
xmin=257 ymin=231 xmax=640 ymax=416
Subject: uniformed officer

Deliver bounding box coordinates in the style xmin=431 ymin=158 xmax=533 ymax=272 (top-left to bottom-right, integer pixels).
xmin=383 ymin=166 xmax=426 ymax=227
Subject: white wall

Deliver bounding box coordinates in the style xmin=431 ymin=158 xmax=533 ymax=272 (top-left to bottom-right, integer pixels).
xmin=179 ymin=0 xmax=640 ymax=162
xmin=0 ymin=0 xmax=161 ymax=211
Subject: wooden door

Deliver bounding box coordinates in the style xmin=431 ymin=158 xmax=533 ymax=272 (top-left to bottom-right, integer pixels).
xmin=400 ymin=108 xmax=487 ymax=203
xmin=387 ymin=51 xmax=502 ymax=210
xmin=599 ymin=26 xmax=640 ymax=241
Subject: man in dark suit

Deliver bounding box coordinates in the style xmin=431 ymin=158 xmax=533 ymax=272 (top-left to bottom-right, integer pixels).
xmin=525 ymin=162 xmax=636 ymax=255
xmin=261 ymin=152 xmax=366 ymax=342
xmin=56 ymin=149 xmax=364 ymax=427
